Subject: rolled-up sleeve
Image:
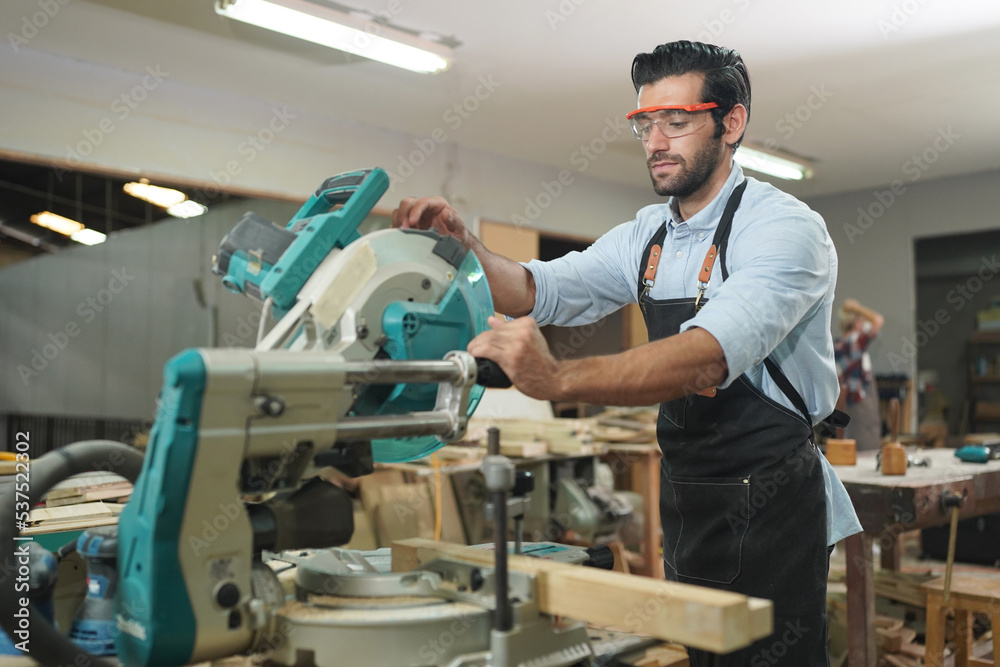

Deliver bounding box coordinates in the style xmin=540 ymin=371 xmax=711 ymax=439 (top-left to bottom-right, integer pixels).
xmin=522 ymin=221 xmax=647 ymax=327
xmin=682 ymin=201 xmax=832 ymax=388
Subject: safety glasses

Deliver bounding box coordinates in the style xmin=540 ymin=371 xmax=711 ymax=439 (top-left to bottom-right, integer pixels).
xmin=626 ymin=103 xmax=719 ymax=142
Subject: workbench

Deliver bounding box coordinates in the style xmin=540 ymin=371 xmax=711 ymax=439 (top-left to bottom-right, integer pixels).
xmin=832 ymin=448 xmax=1000 ymax=667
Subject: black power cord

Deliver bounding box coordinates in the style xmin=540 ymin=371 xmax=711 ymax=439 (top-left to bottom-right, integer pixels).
xmin=0 ymin=440 xmax=143 ymax=667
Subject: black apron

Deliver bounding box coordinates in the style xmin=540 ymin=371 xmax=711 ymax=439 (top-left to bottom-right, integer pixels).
xmin=639 ymin=181 xmax=830 ymax=666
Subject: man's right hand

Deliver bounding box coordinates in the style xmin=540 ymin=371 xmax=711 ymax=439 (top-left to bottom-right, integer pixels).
xmin=392 ymin=197 xmax=472 ymax=248
xmin=392 ymin=196 xmax=537 ymax=318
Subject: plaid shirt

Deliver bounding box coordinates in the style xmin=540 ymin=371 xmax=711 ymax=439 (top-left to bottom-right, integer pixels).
xmin=834 ymin=327 xmax=875 ymax=405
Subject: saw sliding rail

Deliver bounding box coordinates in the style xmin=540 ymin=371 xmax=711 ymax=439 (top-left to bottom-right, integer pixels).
xmin=337 ymin=354 xmax=477 ymax=441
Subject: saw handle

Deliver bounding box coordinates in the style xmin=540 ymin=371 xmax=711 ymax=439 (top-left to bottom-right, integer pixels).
xmin=475 ymin=358 xmax=512 ymax=388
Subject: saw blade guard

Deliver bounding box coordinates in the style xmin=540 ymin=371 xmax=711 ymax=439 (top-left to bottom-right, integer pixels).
xmin=369 ymin=244 xmax=492 ymax=462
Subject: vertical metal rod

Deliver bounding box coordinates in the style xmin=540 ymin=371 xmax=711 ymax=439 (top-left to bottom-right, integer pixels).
xmin=514 ymin=518 xmax=523 ymax=556
xmin=488 ymin=427 xmax=512 ymax=633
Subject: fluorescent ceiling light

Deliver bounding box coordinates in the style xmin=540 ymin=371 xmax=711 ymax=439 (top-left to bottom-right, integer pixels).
xmin=30 ymin=211 xmax=106 ymax=245
xmin=167 ymin=200 xmax=208 ymax=218
xmin=215 ymin=0 xmax=452 ymax=74
xmin=123 ymin=181 xmax=188 ymax=208
xmin=30 ymin=211 xmax=85 ymax=236
xmin=70 ymin=228 xmax=107 ymax=246
xmin=735 ymin=146 xmax=814 ymax=180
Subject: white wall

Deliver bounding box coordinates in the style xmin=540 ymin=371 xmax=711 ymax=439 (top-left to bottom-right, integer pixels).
xmin=806 ymin=168 xmax=1000 ymax=386
xmin=0 ymin=198 xmax=301 ymax=419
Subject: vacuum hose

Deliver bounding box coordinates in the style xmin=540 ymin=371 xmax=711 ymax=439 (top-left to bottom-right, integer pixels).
xmin=0 ymin=440 xmax=144 ymax=667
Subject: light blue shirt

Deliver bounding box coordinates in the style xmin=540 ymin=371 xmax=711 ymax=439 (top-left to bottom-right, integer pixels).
xmin=523 ymin=163 xmax=862 ymax=546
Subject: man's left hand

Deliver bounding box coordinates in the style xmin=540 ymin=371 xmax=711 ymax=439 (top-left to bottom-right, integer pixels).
xmin=467 ymin=316 xmax=564 ymax=401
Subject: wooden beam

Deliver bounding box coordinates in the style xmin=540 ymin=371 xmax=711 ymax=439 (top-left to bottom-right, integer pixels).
xmin=845 ymin=532 xmax=877 ymax=667
xmin=392 ymin=538 xmax=773 ymax=654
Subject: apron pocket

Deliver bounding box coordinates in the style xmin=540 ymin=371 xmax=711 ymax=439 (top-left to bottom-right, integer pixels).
xmin=662 ymin=474 xmax=751 ymax=584
xmin=659 ymin=396 xmax=687 ymax=429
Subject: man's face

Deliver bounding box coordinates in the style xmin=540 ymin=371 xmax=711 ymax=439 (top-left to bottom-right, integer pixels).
xmin=635 ymin=73 xmax=724 ymax=198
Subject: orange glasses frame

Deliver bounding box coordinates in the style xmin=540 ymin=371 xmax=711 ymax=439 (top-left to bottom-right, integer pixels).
xmin=625 ymin=102 xmax=719 ymax=120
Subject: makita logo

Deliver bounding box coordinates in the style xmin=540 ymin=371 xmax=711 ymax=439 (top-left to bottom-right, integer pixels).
xmin=117 ymin=614 xmax=148 ymax=640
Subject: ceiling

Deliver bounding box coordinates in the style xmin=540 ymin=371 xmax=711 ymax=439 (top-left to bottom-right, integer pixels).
xmin=3 ymin=0 xmax=1000 ymax=217
xmin=0 ymin=157 xmax=242 ymax=254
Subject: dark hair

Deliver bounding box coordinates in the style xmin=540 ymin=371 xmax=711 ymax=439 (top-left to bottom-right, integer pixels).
xmin=631 ymin=40 xmax=750 ymax=149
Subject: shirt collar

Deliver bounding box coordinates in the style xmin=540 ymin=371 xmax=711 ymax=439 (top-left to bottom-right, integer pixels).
xmin=667 ymin=161 xmax=746 ymax=231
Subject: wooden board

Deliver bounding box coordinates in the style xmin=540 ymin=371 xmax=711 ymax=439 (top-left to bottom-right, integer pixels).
xmin=28 ymin=501 xmax=124 ymax=524
xmin=21 ymin=501 xmax=124 ymax=535
xmin=391 ymin=538 xmax=772 ymax=654
xmin=434 ymin=472 xmax=467 ymax=545
xmin=499 ymin=440 xmax=548 ymax=458
xmin=479 ymin=221 xmax=539 ymax=264
xmin=375 ymin=483 xmax=434 ymax=546
xmin=825 ymin=439 xmax=857 ymax=466
xmin=343 ymin=507 xmax=377 ymax=551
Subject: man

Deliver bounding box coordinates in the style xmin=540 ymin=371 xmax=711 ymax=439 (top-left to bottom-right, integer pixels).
xmin=835 ymin=298 xmax=885 ymax=451
xmin=393 ymin=41 xmax=861 ymax=666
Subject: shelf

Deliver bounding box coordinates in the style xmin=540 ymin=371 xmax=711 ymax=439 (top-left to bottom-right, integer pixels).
xmin=969 ymin=330 xmax=1000 ymax=344
xmin=972 ymin=376 xmax=1000 ymax=383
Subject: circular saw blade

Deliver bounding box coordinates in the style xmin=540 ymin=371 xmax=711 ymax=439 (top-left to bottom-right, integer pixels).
xmin=371 ymin=247 xmax=492 ymax=463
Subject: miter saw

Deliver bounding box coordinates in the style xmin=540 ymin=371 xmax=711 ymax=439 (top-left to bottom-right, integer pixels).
xmin=0 ymin=168 xmax=596 ymax=667
xmin=1 ymin=168 xmax=775 ymax=667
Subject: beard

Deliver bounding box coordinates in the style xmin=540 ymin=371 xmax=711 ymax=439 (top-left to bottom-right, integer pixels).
xmin=647 ymin=137 xmax=723 ymax=198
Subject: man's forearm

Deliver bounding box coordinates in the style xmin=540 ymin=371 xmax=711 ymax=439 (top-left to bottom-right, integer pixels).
xmin=553 ymin=327 xmax=728 ymax=406
xmin=468 ymin=235 xmax=537 ymax=317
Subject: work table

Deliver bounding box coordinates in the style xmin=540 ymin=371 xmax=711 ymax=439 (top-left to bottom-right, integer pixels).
xmin=832 ymin=447 xmax=1000 ymax=667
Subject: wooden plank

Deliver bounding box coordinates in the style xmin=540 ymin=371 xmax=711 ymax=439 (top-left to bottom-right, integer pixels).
xmin=747 ymin=597 xmax=773 ymax=643
xmin=27 ymin=501 xmax=124 ymax=524
xmin=46 ymin=486 xmax=133 ymax=507
xmin=479 ymin=221 xmax=539 ymax=264
xmin=21 ymin=517 xmax=118 ymax=535
xmin=45 ymin=480 xmax=132 ymax=500
xmin=499 ymin=440 xmax=548 ymax=458
xmin=343 ymin=507 xmax=377 ymax=551
xmin=877 ymin=628 xmax=903 ymax=653
xmin=628 ymin=644 xmax=688 ymax=667
xmin=436 ymin=474 xmax=467 ymax=545
xmin=391 ymin=538 xmax=772 ymax=654
xmin=845 ymin=532 xmax=877 ymax=667
xmin=880 ymin=532 xmax=902 ymax=571
xmin=607 ymin=540 xmax=630 ymax=574
xmin=376 ymin=483 xmax=434 ymax=546
xmin=359 ymin=469 xmax=406 ymax=512
xmin=623 ymin=302 xmax=649 ymax=349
